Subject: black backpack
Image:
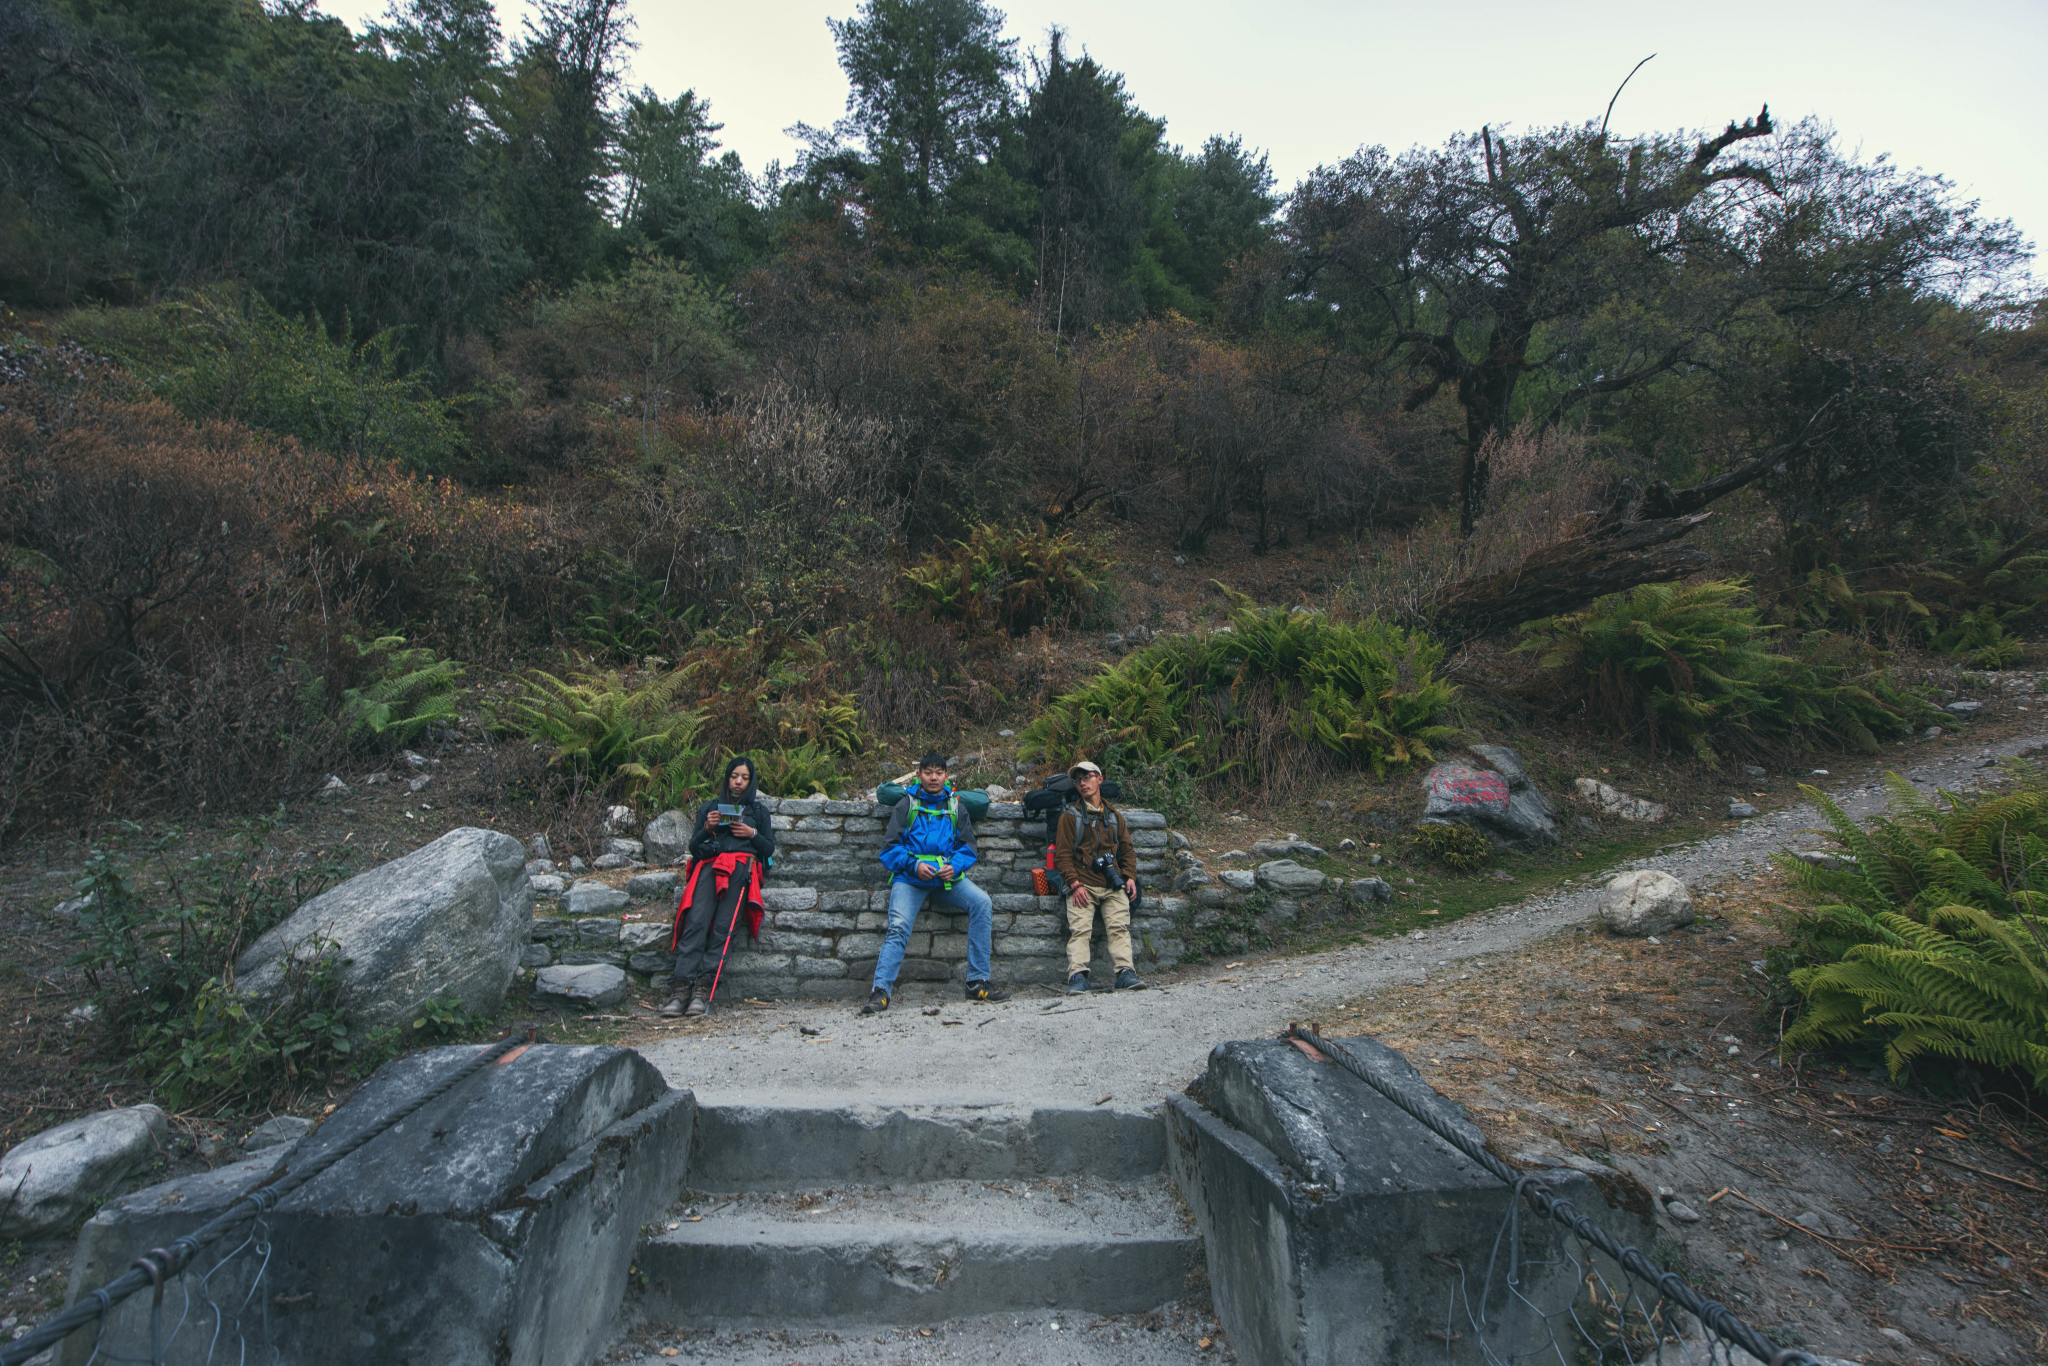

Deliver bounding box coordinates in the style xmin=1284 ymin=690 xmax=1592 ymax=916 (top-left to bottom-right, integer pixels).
xmin=1022 ymin=773 xmax=1122 ymax=844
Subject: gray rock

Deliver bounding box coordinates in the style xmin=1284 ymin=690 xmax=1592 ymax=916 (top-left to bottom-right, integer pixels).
xmin=1728 ymin=801 xmax=1759 ymax=818
xmin=1795 ymin=850 xmax=1858 ymax=871
xmin=1251 ymin=837 xmax=1325 ymax=861
xmin=0 ymin=1105 xmax=170 ymax=1237
xmin=602 ymin=803 xmax=636 ymax=833
xmin=1664 ymin=1200 xmax=1702 ymax=1223
xmin=52 ymin=893 xmax=93 ymax=919
xmin=318 ymin=775 xmax=350 ymax=801
xmin=363 ymin=772 xmax=390 ymax=786
xmin=591 ymin=853 xmax=634 ymax=870
xmin=1337 ymin=838 xmax=1357 ymax=853
xmin=1423 ymin=753 xmax=1557 ymax=849
xmin=566 ymin=880 xmax=630 ymax=916
xmin=1599 ymin=870 xmax=1694 ymax=937
xmin=406 ymin=773 xmax=432 ymax=793
xmin=235 ymin=828 xmax=532 ymax=1039
xmin=526 ymin=833 xmax=551 ymax=861
xmin=1742 ymin=766 xmax=1767 ymax=778
xmin=524 ymin=858 xmax=556 ymax=876
xmin=628 ymin=951 xmax=676 ymax=976
xmin=533 ymin=963 xmax=628 ymax=1010
xmin=642 ymin=809 xmax=694 ymax=865
xmin=528 ymin=918 xmax=574 ymax=944
xmin=568 ymin=856 xmax=587 ymax=872
xmin=1946 ymin=699 xmax=1981 ymax=714
xmin=576 ymin=917 xmax=622 ymax=944
xmin=1218 ymin=869 xmax=1257 ymax=892
xmin=529 ymin=873 xmax=567 ymax=897
xmin=1168 ymin=831 xmax=1191 ymax=851
xmin=1923 ymin=726 xmax=1943 ymax=739
xmin=1175 ymin=868 xmax=1214 ymax=892
xmin=1574 ymin=778 xmax=1668 ymax=823
xmin=520 ymin=943 xmax=553 ymax=968
xmin=619 ymin=922 xmax=672 ymax=952
xmin=242 ymin=1115 xmax=314 ymax=1151
xmin=1346 ymin=878 xmax=1393 ymax=905
xmin=626 ymin=871 xmax=679 ymax=901
xmin=401 ymin=750 xmax=429 ymax=770
xmin=1255 ymin=860 xmax=1327 ymax=895
xmin=605 ymin=837 xmax=644 ymax=860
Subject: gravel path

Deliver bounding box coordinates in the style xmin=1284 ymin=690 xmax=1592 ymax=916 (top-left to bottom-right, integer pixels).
xmin=637 ymin=730 xmax=2048 ymax=1113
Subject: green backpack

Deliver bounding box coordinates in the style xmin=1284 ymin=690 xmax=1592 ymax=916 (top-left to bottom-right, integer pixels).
xmin=876 ymin=784 xmax=992 ymax=820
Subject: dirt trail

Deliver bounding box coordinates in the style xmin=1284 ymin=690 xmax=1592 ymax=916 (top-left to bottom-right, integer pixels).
xmin=634 ymin=729 xmax=2048 ymax=1109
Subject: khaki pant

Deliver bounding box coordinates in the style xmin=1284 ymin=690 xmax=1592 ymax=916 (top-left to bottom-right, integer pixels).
xmin=1065 ymin=886 xmax=1134 ymax=976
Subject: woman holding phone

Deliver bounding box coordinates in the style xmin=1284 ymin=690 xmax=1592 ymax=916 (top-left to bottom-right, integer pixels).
xmin=661 ymin=755 xmax=776 ymax=1017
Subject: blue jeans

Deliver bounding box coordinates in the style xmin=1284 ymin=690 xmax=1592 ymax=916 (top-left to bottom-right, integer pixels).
xmin=873 ymin=876 xmax=993 ymax=992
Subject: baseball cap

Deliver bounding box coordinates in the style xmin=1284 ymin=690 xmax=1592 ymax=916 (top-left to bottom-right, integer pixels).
xmin=1068 ymin=760 xmax=1103 ymax=781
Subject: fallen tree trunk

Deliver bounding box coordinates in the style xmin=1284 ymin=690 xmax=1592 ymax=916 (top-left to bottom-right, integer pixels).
xmin=1434 ymin=510 xmax=1713 ymax=643
xmin=1433 ymin=444 xmax=1790 ymax=644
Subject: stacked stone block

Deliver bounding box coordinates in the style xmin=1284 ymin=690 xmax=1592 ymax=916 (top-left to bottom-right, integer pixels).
xmin=521 ymin=796 xmax=1187 ymax=999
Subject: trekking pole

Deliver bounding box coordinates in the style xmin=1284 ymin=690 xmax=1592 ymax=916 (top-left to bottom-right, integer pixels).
xmin=703 ymin=856 xmax=750 ymax=1007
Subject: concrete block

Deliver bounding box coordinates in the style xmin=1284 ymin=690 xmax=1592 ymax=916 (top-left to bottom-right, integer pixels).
xmin=1167 ymin=1038 xmax=1651 ymax=1366
xmin=996 ymin=935 xmax=1064 ymax=958
xmin=820 ymin=800 xmax=874 ymax=816
xmin=62 ymin=1047 xmax=691 ymax=1366
xmin=759 ymin=931 xmax=834 ymax=956
xmin=761 ymin=886 xmax=819 ymax=912
xmin=774 ymin=910 xmax=860 ymax=932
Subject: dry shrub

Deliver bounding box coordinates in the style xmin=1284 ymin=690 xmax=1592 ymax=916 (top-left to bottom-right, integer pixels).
xmin=1347 ymin=424 xmax=1609 ymax=625
xmin=644 ymin=383 xmax=904 ymax=629
xmin=0 ymin=353 xmax=362 ymax=833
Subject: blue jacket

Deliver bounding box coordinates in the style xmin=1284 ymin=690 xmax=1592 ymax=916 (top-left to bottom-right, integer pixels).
xmin=878 ymin=787 xmax=979 ymax=885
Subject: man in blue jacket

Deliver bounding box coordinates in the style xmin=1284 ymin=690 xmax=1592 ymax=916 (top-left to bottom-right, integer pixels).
xmin=863 ymin=753 xmax=1010 ymax=1014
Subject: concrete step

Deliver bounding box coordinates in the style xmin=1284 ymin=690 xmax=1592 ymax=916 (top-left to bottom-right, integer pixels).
xmin=636 ymin=1176 xmax=1197 ymax=1325
xmin=688 ymin=1100 xmax=1166 ymax=1189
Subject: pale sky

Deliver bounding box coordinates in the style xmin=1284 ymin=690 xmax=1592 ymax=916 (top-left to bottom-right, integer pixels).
xmin=322 ymin=0 xmax=2046 ymax=277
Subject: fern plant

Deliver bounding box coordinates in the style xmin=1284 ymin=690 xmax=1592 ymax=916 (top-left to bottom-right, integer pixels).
xmin=503 ymin=663 xmax=709 ymax=802
xmin=899 ymin=523 xmax=1111 ymax=632
xmin=1021 ymin=600 xmax=1455 ymax=789
xmin=1776 ymin=761 xmax=2048 ymax=1089
xmin=333 ymin=635 xmax=463 ymax=747
xmin=1519 ymin=579 xmax=1923 ymax=768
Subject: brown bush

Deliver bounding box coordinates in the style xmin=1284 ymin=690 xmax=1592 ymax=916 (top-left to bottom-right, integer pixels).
xmin=0 ymin=354 xmax=361 ymax=833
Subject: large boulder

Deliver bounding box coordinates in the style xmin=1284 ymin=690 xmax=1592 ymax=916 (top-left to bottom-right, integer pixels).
xmin=235 ymin=827 xmax=532 ymax=1039
xmin=1600 ymin=870 xmax=1694 ymax=936
xmin=0 ymin=1105 xmax=169 ymax=1238
xmin=1419 ymin=747 xmax=1557 ymax=850
xmin=62 ymin=1046 xmax=693 ymax=1366
xmin=642 ymin=809 xmax=694 ymax=865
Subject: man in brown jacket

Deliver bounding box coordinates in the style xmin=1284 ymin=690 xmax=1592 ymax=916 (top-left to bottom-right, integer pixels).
xmin=1053 ymin=760 xmax=1145 ymax=994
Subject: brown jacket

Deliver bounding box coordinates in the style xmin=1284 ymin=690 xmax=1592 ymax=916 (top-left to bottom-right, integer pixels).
xmin=1054 ymin=801 xmax=1136 ymax=891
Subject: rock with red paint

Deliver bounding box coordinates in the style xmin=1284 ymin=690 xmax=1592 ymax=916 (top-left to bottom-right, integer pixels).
xmin=1417 ymin=746 xmax=1558 ymax=850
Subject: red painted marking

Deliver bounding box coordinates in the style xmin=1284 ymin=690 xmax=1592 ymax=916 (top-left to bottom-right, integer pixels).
xmin=1289 ymin=1038 xmax=1328 ymax=1062
xmin=495 ymin=1044 xmax=533 ymax=1066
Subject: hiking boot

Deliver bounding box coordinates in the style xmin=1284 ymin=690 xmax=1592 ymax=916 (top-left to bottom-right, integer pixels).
xmin=1066 ymin=971 xmax=1090 ymax=994
xmin=964 ymin=981 xmax=1010 ymax=1003
xmin=861 ymin=987 xmax=890 ymax=1015
xmin=683 ymin=977 xmax=711 ymax=1018
xmin=658 ymin=994 xmax=686 ymax=1018
xmin=1114 ymin=968 xmax=1146 ymax=991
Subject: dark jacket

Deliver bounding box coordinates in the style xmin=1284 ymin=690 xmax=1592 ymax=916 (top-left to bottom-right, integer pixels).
xmin=1054 ymin=801 xmax=1135 ymax=891
xmin=688 ymin=758 xmax=776 ymax=863
xmin=878 ymin=786 xmax=979 ymax=886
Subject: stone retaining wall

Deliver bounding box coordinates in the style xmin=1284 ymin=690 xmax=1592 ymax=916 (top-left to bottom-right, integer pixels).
xmin=523 ymin=795 xmax=1402 ymax=999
